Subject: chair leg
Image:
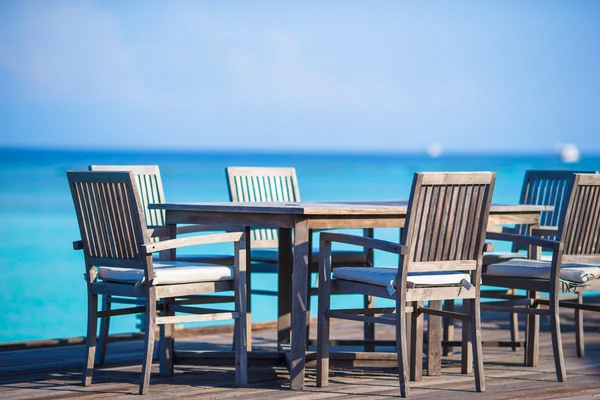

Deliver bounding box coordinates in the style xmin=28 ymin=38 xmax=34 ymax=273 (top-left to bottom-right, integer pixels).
xmin=575 ymin=293 xmax=585 ymax=358
xmin=397 ymin=299 xmax=410 ymax=397
xmin=95 ymin=295 xmax=110 ymax=367
xmin=509 ymin=289 xmax=519 ymax=352
xmin=306 ymin=272 xmax=312 ymax=351
xmin=82 ymin=291 xmax=98 ymax=386
xmin=470 ymin=299 xmax=485 ymax=392
xmin=140 ymin=292 xmax=157 ymax=395
xmin=316 ymin=269 xmax=331 ymax=387
xmin=235 ymin=293 xmax=248 ymax=386
xmin=364 ymin=294 xmax=375 ymax=352
xmin=461 ymin=300 xmax=473 ymax=375
xmin=442 ymin=299 xmax=455 ymax=356
xmin=409 ymin=301 xmax=423 ymax=381
xmin=509 ymin=312 xmax=519 ymax=352
xmin=525 ymin=291 xmax=540 ymax=367
xmin=549 ymin=291 xmax=567 ymax=382
xmin=159 ymin=298 xmax=175 ymax=378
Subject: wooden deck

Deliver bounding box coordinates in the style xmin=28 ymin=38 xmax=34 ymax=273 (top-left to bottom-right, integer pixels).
xmin=2 ymin=308 xmax=600 ymax=399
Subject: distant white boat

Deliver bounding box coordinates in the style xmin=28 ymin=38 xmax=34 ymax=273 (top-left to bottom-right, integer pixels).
xmin=559 ymin=144 xmax=580 ymax=163
xmin=426 ymin=142 xmax=443 ymax=158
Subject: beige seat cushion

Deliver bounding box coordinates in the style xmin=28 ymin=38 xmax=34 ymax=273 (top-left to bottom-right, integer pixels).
xmin=252 ymin=249 xmax=367 ymax=265
xmin=333 ymin=267 xmax=471 ymax=295
xmin=98 ymin=261 xmax=234 ymax=285
xmin=485 ymin=259 xmax=600 ymax=284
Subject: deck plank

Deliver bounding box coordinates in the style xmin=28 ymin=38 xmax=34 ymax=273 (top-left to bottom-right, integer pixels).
xmin=1 ymin=309 xmax=600 ymax=399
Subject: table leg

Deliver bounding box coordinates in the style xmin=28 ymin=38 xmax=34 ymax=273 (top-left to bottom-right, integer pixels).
xmin=245 ymin=226 xmax=252 ymax=351
xmin=290 ymin=218 xmax=309 ymax=390
xmin=427 ymin=300 xmax=442 ymax=376
xmin=278 ymin=228 xmax=293 ymax=348
xmin=159 ymin=224 xmax=176 ymax=376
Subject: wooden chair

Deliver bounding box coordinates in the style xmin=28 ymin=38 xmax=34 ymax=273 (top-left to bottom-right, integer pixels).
xmin=477 ymin=169 xmax=597 ymax=354
xmin=316 ymin=172 xmax=496 ymax=397
xmin=68 ymin=170 xmax=247 ymax=394
xmin=89 ymin=165 xmax=236 ymax=365
xmin=226 ymin=166 xmax=375 ymax=348
xmin=482 ymin=173 xmax=600 ymax=382
xmin=484 ymin=170 xmax=597 ymax=266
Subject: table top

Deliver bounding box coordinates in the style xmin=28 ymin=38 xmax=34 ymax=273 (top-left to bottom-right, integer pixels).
xmin=150 ymin=200 xmax=552 ymax=216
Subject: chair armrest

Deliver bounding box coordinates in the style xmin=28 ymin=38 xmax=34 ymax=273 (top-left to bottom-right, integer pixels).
xmin=142 ymin=231 xmax=244 ymax=255
xmin=149 ymin=224 xmax=242 ymax=239
xmin=148 ymin=226 xmax=169 ymax=238
xmin=320 ymin=232 xmax=405 ymax=255
xmin=73 ymin=240 xmax=83 ymax=250
xmin=501 ymin=226 xmax=519 ymax=234
xmin=483 ymin=242 xmax=494 ymax=253
xmin=176 ymin=224 xmax=242 ymax=235
xmin=486 ymin=231 xmax=562 ymax=251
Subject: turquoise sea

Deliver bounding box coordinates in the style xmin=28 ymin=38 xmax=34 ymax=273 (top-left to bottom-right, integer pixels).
xmin=1 ymin=148 xmax=599 ymax=344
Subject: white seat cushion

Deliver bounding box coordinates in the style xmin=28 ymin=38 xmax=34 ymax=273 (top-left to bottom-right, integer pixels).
xmin=252 ymin=249 xmax=367 ymax=265
xmin=98 ymin=261 xmax=234 ymax=285
xmin=333 ymin=267 xmax=471 ymax=295
xmin=486 ymin=259 xmax=600 ymax=284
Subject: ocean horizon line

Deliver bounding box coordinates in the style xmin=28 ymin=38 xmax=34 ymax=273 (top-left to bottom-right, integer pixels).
xmin=1 ymin=145 xmax=598 ymax=158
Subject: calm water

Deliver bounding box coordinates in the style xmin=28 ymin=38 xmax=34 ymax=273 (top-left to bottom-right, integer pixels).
xmin=1 ymin=148 xmax=598 ymax=343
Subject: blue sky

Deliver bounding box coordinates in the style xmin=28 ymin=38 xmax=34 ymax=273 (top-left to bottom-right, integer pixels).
xmin=1 ymin=0 xmax=599 ymax=152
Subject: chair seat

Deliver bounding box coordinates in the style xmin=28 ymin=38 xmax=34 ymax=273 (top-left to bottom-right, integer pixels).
xmin=485 ymin=259 xmax=600 ymax=284
xmin=333 ymin=267 xmax=471 ymax=294
xmin=98 ymin=261 xmax=234 ymax=285
xmin=251 ymin=248 xmax=368 ymax=265
xmin=483 ymin=252 xmax=527 ymax=266
xmin=483 ymin=252 xmax=552 ymax=266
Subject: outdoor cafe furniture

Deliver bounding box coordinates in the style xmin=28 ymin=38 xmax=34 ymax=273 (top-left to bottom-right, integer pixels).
xmin=315 ymin=172 xmax=495 ymax=397
xmin=151 ymin=193 xmax=548 ymax=390
xmin=226 ymin=166 xmax=374 ymax=348
xmin=482 ymin=173 xmax=600 ymax=382
xmin=88 ymin=164 xmax=238 ymax=365
xmin=455 ymin=169 xmax=596 ymax=355
xmin=68 ymin=170 xmax=248 ymax=394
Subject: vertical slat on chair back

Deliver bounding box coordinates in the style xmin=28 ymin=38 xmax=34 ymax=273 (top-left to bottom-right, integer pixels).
xmin=515 ymin=170 xmax=596 ymax=240
xmin=89 ymin=165 xmax=166 ymax=228
xmin=226 ymin=167 xmax=300 ymax=248
xmin=402 ymin=172 xmax=496 ymax=272
xmin=559 ymin=174 xmax=600 ymax=260
xmin=68 ymin=171 xmax=149 ymax=269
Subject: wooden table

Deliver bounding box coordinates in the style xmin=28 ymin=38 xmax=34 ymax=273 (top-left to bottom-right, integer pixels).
xmin=151 ymin=200 xmax=550 ymax=390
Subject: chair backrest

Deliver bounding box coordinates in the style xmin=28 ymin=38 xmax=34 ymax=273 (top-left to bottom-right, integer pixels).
xmin=514 ymin=170 xmax=597 ymax=250
xmin=67 ymin=171 xmax=150 ymax=275
xmin=226 ymin=166 xmax=300 ymax=248
xmin=89 ymin=165 xmax=166 ymax=228
xmin=401 ymin=172 xmax=496 ymax=277
xmin=557 ymin=173 xmax=600 ymax=263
